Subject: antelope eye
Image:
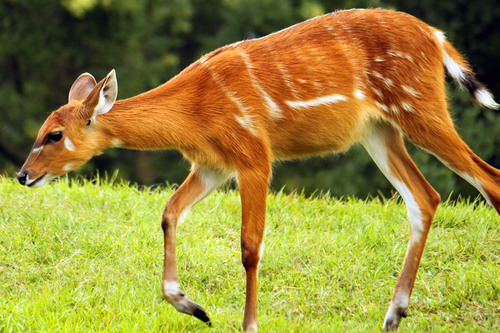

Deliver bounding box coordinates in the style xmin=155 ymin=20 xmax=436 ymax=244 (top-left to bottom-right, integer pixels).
xmin=47 ymin=131 xmax=63 ymax=143
xmin=86 ymin=119 xmax=91 ymax=126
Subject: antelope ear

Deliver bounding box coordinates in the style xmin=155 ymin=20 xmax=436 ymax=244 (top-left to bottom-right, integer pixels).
xmin=93 ymin=69 xmax=118 ymax=117
xmin=68 ymin=73 xmax=97 ymax=103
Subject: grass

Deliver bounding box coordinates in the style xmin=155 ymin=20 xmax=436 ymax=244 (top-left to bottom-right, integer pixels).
xmin=0 ymin=176 xmax=498 ymax=332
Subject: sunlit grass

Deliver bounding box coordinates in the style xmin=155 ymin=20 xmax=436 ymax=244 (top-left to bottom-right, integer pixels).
xmin=0 ymin=176 xmax=498 ymax=332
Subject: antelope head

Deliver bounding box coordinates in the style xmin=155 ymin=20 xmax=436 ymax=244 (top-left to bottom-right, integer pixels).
xmin=17 ymin=70 xmax=118 ymax=187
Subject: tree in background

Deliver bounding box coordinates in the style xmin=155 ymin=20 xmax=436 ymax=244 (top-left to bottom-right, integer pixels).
xmin=1 ymin=0 xmax=499 ymax=200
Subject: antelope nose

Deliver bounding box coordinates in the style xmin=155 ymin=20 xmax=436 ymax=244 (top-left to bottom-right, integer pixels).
xmin=17 ymin=171 xmax=27 ymax=186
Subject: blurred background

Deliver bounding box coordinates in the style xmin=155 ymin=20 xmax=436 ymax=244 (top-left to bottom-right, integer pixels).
xmin=1 ymin=0 xmax=499 ymax=199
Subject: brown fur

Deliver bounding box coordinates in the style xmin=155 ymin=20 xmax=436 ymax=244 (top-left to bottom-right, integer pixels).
xmin=18 ymin=9 xmax=499 ymax=332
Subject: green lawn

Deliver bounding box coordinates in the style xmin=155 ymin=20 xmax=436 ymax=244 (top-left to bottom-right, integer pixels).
xmin=0 ymin=176 xmax=498 ymax=332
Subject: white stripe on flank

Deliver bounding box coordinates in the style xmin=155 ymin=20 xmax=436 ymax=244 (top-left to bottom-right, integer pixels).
xmin=208 ymin=66 xmax=259 ymax=136
xmin=240 ymin=52 xmax=283 ymax=119
xmin=276 ymin=63 xmax=299 ymax=99
xmin=286 ymin=94 xmax=347 ymax=109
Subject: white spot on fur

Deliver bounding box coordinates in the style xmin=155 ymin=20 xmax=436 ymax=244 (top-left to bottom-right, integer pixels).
xmin=371 ymin=71 xmax=384 ymax=80
xmin=390 ymin=105 xmax=400 ymax=114
xmin=286 ymin=94 xmax=347 ymax=109
xmin=376 ymin=102 xmax=389 ymax=113
xmin=402 ymin=85 xmax=419 ymax=97
xmin=32 ymin=146 xmax=44 ymax=153
xmin=371 ymin=70 xmax=394 ymax=86
xmin=354 ymin=89 xmax=366 ymax=100
xmin=112 ymin=138 xmax=124 ymax=147
xmin=402 ymin=102 xmax=414 ymax=112
xmin=388 ymin=50 xmax=414 ymax=62
xmin=63 ymin=163 xmax=74 ymax=172
xmin=372 ymin=88 xmax=383 ymax=98
xmin=64 ymin=137 xmax=76 ymax=151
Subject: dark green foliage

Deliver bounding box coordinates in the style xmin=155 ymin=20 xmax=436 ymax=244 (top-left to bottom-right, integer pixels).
xmin=1 ymin=0 xmax=498 ymax=200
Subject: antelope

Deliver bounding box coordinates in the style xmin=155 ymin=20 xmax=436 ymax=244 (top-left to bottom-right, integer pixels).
xmin=17 ymin=8 xmax=499 ymax=332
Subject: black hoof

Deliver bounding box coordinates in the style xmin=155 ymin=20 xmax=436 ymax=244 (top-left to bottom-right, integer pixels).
xmin=193 ymin=304 xmax=211 ymax=326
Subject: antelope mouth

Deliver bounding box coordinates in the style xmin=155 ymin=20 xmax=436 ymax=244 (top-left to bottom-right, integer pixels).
xmin=26 ymin=173 xmax=47 ymax=188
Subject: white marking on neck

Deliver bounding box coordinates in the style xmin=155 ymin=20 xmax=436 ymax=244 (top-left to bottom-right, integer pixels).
xmin=286 ymin=94 xmax=347 ymax=109
xmin=63 ymin=163 xmax=74 ymax=172
xmin=64 ymin=137 xmax=76 ymax=151
xmin=112 ymin=138 xmax=124 ymax=147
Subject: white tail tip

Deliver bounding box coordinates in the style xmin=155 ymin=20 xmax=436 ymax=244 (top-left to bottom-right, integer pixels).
xmin=475 ymin=88 xmax=500 ymax=109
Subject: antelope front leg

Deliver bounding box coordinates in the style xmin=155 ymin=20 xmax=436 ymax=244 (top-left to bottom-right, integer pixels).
xmin=161 ymin=165 xmax=230 ymax=324
xmin=237 ymin=167 xmax=270 ymax=332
